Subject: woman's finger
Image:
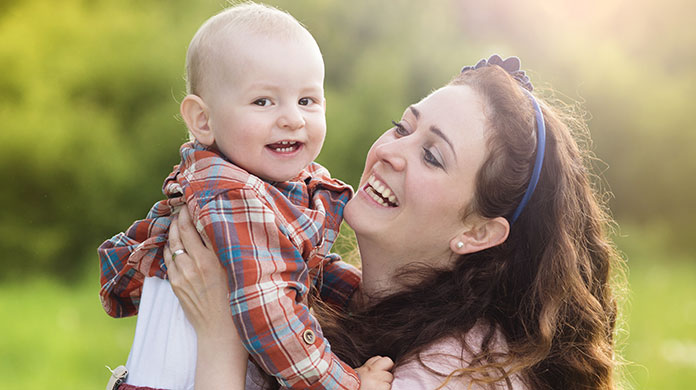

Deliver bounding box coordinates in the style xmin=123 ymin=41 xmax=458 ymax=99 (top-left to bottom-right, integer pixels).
xmin=167 ymin=214 xmax=196 ymax=279
xmin=177 ymin=206 xmax=209 ymax=256
xmin=179 ymin=205 xmax=213 ymax=249
xmin=168 ymin=214 xmax=183 ymax=251
xmin=164 ymin=243 xmax=183 ymax=288
xmin=163 ymin=244 xmax=173 ymax=272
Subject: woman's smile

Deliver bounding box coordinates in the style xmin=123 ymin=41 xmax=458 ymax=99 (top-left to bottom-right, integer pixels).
xmin=362 ymin=174 xmax=400 ymax=207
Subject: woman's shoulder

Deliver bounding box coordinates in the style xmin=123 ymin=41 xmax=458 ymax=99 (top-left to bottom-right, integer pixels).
xmin=392 ymin=323 xmax=527 ymax=390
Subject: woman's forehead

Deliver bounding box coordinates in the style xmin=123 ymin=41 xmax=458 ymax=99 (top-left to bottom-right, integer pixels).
xmin=413 ymin=85 xmax=487 ymax=141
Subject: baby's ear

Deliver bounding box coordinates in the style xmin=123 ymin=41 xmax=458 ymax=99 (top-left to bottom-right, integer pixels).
xmin=180 ymin=95 xmax=214 ymax=146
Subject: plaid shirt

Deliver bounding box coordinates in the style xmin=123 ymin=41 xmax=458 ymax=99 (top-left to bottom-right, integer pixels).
xmin=99 ymin=142 xmax=361 ymax=390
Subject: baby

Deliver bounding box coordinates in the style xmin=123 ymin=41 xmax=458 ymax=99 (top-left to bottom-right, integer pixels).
xmin=99 ymin=3 xmax=391 ymax=390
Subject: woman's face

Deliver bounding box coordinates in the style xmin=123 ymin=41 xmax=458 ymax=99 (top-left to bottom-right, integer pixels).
xmin=344 ymin=85 xmax=489 ymax=269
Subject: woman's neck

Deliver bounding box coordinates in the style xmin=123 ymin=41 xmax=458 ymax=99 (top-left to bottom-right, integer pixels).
xmin=355 ymin=232 xmax=458 ymax=301
xmin=354 ymin=235 xmax=398 ymax=299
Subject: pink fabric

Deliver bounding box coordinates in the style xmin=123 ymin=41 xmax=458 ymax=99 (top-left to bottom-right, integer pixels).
xmin=392 ymin=325 xmax=527 ymax=390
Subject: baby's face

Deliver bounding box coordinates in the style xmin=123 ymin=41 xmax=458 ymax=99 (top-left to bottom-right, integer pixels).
xmin=203 ymin=31 xmax=326 ymax=182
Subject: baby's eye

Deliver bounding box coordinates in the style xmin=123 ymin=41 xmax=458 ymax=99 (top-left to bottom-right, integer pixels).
xmin=253 ymin=98 xmax=272 ymax=107
xmin=298 ymin=97 xmax=315 ymax=106
xmin=423 ymin=147 xmax=443 ymax=168
xmin=391 ymin=120 xmax=410 ymax=136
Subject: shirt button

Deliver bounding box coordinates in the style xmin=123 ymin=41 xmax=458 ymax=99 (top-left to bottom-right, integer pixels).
xmin=302 ymin=329 xmax=316 ymax=345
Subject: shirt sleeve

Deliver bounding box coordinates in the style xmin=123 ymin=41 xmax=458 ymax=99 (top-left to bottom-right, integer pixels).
xmin=98 ymin=201 xmax=177 ymax=318
xmin=98 ymin=231 xmax=145 ymax=318
xmin=316 ymin=254 xmax=361 ymax=310
xmin=98 ymin=164 xmax=183 ymax=318
xmin=192 ymin=189 xmax=360 ymax=390
xmin=98 ymin=215 xmax=171 ymax=318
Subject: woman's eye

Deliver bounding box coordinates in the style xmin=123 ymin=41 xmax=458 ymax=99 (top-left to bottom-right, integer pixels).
xmin=391 ymin=120 xmax=409 ymax=136
xmin=423 ymin=147 xmax=443 ymax=168
xmin=253 ymin=98 xmax=271 ymax=107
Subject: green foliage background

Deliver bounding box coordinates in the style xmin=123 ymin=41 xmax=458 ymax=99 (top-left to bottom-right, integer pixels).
xmin=1 ymin=0 xmax=694 ymax=388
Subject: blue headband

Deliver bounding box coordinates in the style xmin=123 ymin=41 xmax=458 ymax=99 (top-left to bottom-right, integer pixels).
xmin=461 ymin=55 xmax=546 ymax=224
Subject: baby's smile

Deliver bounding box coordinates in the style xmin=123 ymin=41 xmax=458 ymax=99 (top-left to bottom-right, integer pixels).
xmin=266 ymin=140 xmax=302 ymax=154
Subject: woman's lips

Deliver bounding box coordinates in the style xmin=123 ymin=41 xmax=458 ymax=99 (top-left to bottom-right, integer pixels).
xmin=363 ymin=174 xmax=399 ymax=207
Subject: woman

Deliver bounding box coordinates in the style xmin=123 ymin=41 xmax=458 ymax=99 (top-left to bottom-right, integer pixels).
xmin=166 ymin=56 xmax=624 ymax=390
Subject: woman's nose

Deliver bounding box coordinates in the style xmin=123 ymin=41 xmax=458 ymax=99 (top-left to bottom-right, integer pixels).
xmin=373 ymin=137 xmax=406 ymax=171
xmin=277 ymin=105 xmax=305 ymax=130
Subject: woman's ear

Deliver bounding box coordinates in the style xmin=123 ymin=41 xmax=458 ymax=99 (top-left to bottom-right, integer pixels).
xmin=180 ymin=94 xmax=215 ymax=146
xmin=450 ymin=216 xmax=510 ymax=255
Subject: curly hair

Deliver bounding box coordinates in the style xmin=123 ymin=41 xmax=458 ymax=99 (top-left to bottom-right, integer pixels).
xmin=316 ymin=65 xmax=625 ymax=390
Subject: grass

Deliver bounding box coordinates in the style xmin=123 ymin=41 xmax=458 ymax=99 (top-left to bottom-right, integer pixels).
xmin=0 ymin=225 xmax=694 ymax=389
xmin=0 ymin=275 xmax=135 ymax=389
xmin=615 ymin=225 xmax=696 ymax=389
xmin=622 ymin=259 xmax=696 ymax=389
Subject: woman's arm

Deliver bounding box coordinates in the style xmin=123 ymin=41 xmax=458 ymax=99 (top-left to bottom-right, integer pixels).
xmin=165 ymin=206 xmax=248 ymax=390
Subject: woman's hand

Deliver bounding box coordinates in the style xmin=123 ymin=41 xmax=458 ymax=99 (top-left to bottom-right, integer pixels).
xmin=164 ymin=206 xmax=229 ymax=337
xmin=165 ymin=206 xmax=248 ymax=390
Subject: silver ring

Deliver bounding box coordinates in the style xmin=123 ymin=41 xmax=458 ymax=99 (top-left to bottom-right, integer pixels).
xmin=172 ymin=249 xmax=186 ymax=261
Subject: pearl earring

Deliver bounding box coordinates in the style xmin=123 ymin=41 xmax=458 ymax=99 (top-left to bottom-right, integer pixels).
xmin=456 ymin=241 xmax=464 ymax=249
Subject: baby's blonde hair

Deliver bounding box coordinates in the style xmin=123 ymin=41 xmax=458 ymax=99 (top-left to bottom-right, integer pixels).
xmin=185 ymin=1 xmax=313 ymax=97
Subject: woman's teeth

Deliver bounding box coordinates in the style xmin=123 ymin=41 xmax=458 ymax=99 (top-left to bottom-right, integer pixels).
xmin=366 ymin=175 xmax=399 ymax=207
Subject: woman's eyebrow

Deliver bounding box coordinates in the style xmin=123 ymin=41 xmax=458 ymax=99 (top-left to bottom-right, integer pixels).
xmin=430 ymin=125 xmax=457 ymax=161
xmin=409 ymin=105 xmax=457 ymax=161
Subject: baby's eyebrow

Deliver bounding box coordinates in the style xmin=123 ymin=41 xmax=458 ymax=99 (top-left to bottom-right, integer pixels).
xmin=245 ymin=82 xmax=278 ymax=91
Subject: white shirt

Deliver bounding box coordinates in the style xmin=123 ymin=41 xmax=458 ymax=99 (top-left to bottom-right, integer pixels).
xmin=125 ymin=277 xmax=198 ymax=389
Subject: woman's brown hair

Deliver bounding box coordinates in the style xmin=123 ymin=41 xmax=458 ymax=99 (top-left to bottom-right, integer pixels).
xmin=316 ymin=65 xmax=625 ymax=389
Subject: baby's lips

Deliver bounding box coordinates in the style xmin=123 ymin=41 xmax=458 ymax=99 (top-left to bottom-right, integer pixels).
xmin=267 ymin=140 xmax=300 ymax=148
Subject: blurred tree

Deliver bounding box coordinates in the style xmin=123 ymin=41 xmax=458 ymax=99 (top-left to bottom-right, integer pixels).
xmin=1 ymin=0 xmax=693 ymax=282
xmin=0 ymin=0 xmax=218 ymax=279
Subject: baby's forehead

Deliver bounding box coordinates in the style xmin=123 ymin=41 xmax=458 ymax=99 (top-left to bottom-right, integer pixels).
xmin=205 ymin=24 xmax=311 ymax=62
xmin=186 ymin=6 xmax=321 ymax=97
xmin=197 ymin=33 xmax=322 ymax=97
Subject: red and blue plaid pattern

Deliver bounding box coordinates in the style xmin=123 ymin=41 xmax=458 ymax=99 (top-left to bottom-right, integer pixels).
xmin=99 ymin=142 xmax=360 ymax=389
